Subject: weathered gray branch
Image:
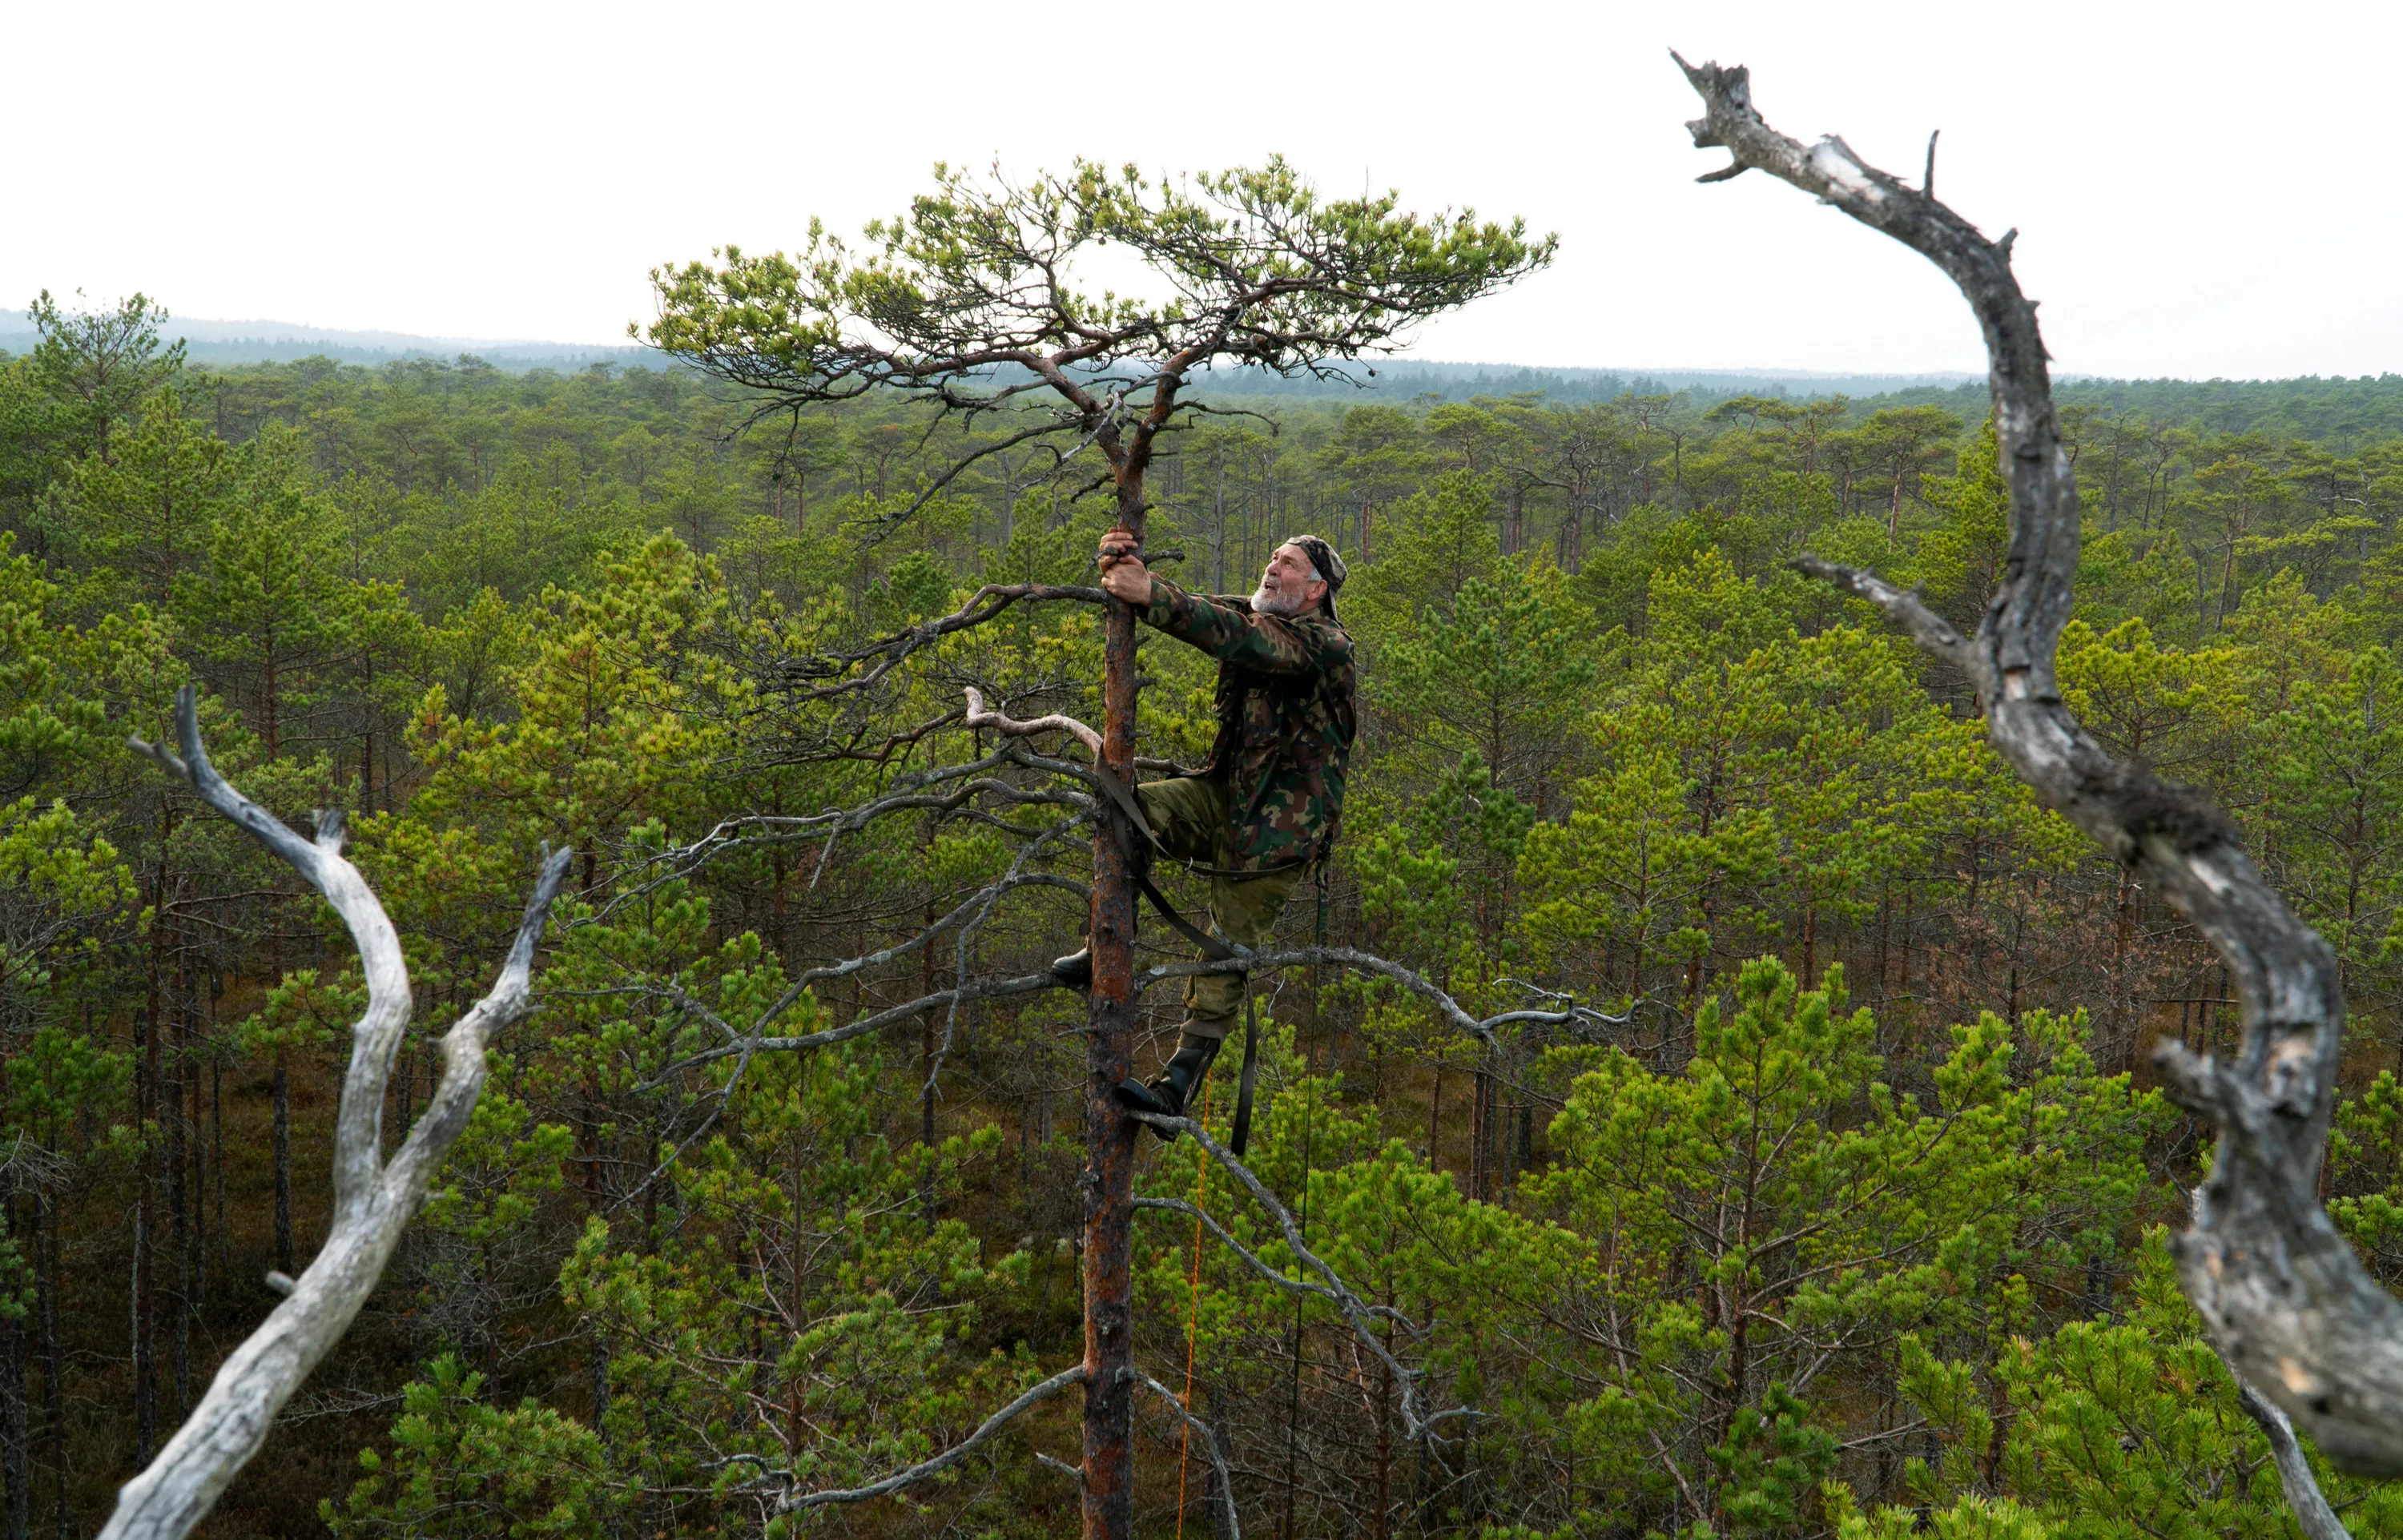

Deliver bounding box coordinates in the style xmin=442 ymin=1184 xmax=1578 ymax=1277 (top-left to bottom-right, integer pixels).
xmin=964 ymin=685 xmax=1105 ymax=756
xmin=776 ymin=1363 xmax=1088 ymax=1512
xmin=607 ymin=743 xmax=1092 ymax=916
xmin=773 ymin=580 xmax=1105 ymax=702
xmin=1124 ymin=1367 xmax=1242 ymax=1540
xmin=1126 ymin=1107 xmax=1432 ymax=1439
xmin=1676 ymin=52 xmax=2403 ymax=1475
xmin=649 ymin=970 xmax=1057 ymax=1080
xmin=2240 ymin=1373 xmax=2351 ymax=1538
xmin=1141 ymin=946 xmax=1612 ymax=1046
xmin=107 ymin=687 xmax=570 ymax=1539
xmin=1135 ymin=1196 xmax=1421 ymax=1333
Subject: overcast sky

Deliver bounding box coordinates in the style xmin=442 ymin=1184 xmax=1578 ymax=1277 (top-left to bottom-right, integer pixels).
xmin=9 ymin=0 xmax=2396 ymax=380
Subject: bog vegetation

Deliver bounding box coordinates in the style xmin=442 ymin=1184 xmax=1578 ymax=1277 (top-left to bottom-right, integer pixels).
xmin=5 ymin=288 xmax=2403 ymax=1537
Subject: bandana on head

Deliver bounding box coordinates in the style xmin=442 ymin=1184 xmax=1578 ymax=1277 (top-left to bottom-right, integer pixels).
xmin=1280 ymin=535 xmax=1347 ymax=620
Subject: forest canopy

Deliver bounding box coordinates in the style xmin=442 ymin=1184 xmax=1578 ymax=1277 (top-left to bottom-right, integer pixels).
xmin=3 ymin=276 xmax=2403 ymax=1537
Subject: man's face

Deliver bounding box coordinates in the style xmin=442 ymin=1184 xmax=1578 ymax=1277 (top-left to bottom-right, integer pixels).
xmin=1251 ymin=543 xmax=1326 ymax=617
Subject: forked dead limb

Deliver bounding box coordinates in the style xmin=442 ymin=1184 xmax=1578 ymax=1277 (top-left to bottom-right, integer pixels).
xmin=775 ymin=1363 xmax=1089 ymax=1513
xmin=1125 ymin=1368 xmax=1242 ymax=1540
xmin=1676 ymin=51 xmax=2403 ymax=1478
xmin=1136 ymin=1196 xmax=1423 ymax=1333
xmin=103 ymin=688 xmax=571 ymax=1540
xmin=1127 ymin=1107 xmax=1437 ymax=1441
xmin=1143 ymin=947 xmax=1620 ymax=1047
xmin=963 ymin=686 xmax=1105 ymax=756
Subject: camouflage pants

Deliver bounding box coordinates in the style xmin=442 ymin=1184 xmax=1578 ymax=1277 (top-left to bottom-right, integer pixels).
xmin=1136 ymin=776 xmax=1303 ymax=1041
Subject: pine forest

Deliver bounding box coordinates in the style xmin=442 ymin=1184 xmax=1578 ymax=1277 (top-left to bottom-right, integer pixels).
xmin=8 ymin=126 xmax=2403 ymax=1540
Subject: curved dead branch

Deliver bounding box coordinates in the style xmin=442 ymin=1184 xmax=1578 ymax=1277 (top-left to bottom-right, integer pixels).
xmin=963 ymin=686 xmax=1105 ymax=757
xmin=774 ymin=581 xmax=1105 ymax=702
xmin=1126 ymin=1106 xmax=1434 ymax=1440
xmin=1135 ymin=1196 xmax=1423 ymax=1333
xmin=650 ymin=970 xmax=1059 ymax=1080
xmin=604 ymin=744 xmax=1093 ymax=917
xmin=2235 ymin=1381 xmax=2349 ymax=1540
xmin=776 ymin=1363 xmax=1089 ymax=1513
xmin=1141 ymin=946 xmax=1618 ymax=1046
xmin=1124 ymin=1367 xmax=1242 ymax=1540
xmin=1676 ymin=51 xmax=2403 ymax=1475
xmin=923 ymin=825 xmax=1083 ymax=1106
xmin=107 ymin=687 xmax=571 ymax=1540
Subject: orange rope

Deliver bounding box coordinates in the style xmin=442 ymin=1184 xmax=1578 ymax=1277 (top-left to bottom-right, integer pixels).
xmin=1174 ymin=1076 xmax=1213 ymax=1539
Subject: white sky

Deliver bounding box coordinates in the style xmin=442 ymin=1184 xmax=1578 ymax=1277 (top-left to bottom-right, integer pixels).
xmin=8 ymin=0 xmax=2397 ymax=380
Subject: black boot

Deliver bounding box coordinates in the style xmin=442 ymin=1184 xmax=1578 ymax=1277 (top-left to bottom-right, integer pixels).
xmin=1050 ymin=948 xmax=1093 ymax=991
xmin=1115 ymin=1032 xmax=1222 ymax=1139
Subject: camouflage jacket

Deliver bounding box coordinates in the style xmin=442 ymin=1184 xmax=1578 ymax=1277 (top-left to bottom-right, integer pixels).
xmin=1141 ymin=578 xmax=1358 ymax=871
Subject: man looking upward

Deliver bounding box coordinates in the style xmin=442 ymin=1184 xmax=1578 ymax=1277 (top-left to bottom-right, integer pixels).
xmin=1052 ymin=533 xmax=1358 ymax=1128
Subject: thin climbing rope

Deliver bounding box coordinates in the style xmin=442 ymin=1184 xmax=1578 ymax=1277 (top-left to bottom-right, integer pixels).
xmin=1175 ymin=1076 xmax=1213 ymax=1540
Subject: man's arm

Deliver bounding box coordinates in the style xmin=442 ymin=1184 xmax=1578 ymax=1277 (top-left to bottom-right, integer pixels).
xmin=1095 ymin=537 xmax=1342 ymax=674
xmin=1141 ymin=577 xmax=1344 ymax=676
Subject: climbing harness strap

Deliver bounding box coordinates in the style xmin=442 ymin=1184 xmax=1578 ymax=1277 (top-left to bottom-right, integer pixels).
xmin=1229 ymin=991 xmax=1262 ymax=1158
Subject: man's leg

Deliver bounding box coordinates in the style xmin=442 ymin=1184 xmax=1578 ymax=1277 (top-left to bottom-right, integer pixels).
xmin=1050 ymin=776 xmax=1224 ymax=990
xmin=1102 ymin=778 xmax=1251 ymax=1131
xmin=1134 ymin=776 xmax=1224 ymax=866
xmin=1181 ymin=864 xmax=1304 ymax=1035
xmin=1126 ymin=863 xmax=1303 ymax=1134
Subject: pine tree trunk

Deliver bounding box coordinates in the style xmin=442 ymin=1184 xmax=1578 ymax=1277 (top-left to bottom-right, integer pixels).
xmin=35 ymin=1196 xmax=62 ymax=1540
xmin=211 ymin=1060 xmax=226 ymax=1293
xmin=2110 ymin=867 xmax=2138 ymax=1071
xmin=920 ymin=880 xmax=938 ymax=1227
xmin=1080 ymin=487 xmax=1144 ymax=1540
xmin=1470 ymin=1060 xmax=1489 ymax=1200
xmin=1 ymin=1196 xmax=28 ymax=1540
xmin=167 ymin=1082 xmax=187 ymax=1418
xmin=1214 ymin=449 xmax=1228 ymax=594
xmin=590 ymin=1328 xmax=620 ymax=1540
xmin=1374 ymin=1332 xmax=1392 ymax=1540
xmin=136 ymin=895 xmax=160 ymax=1465
xmin=1427 ymin=1065 xmax=1443 ymax=1171
xmin=272 ymin=1048 xmax=293 ymax=1277
xmin=190 ymin=1031 xmax=205 ymax=1318
xmin=168 ymin=983 xmax=189 ymax=1417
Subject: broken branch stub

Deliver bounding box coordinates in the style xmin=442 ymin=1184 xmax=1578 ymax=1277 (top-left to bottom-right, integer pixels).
xmin=104 ymin=686 xmax=571 ymax=1540
xmin=1676 ymin=51 xmax=2403 ymax=1477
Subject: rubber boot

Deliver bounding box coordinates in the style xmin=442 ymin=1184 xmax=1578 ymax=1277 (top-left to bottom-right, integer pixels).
xmin=1114 ymin=1031 xmax=1222 ymax=1139
xmin=1050 ymin=948 xmax=1092 ymax=991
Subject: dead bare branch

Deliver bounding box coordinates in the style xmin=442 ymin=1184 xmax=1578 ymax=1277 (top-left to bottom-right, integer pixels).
xmin=772 ymin=581 xmax=1105 ymax=704
xmin=1135 ymin=1196 xmax=1421 ymax=1333
xmin=1140 ymin=947 xmax=1617 ymax=1046
xmin=1677 ymin=50 xmax=2403 ymax=1476
xmin=963 ymin=686 xmax=1104 ymax=757
xmin=2235 ymin=1381 xmax=2349 ymax=1540
xmin=1124 ymin=1367 xmax=1242 ymax=1539
xmin=775 ymin=1363 xmax=1089 ymax=1513
xmin=1125 ymin=1106 xmax=1433 ymax=1441
xmin=106 ymin=686 xmax=571 ymax=1540
xmin=650 ymin=971 xmax=1058 ymax=1082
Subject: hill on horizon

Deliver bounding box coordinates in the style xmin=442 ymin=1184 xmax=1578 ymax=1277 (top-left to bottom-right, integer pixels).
xmin=6 ymin=315 xmax=2401 ymax=436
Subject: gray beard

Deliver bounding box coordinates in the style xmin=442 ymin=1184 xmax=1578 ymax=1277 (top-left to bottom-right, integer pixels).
xmin=1250 ymin=582 xmax=1307 ymax=617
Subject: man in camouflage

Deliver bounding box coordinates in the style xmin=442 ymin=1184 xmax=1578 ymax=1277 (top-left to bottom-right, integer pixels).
xmin=1052 ymin=532 xmax=1358 ymax=1128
